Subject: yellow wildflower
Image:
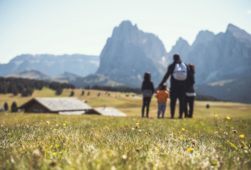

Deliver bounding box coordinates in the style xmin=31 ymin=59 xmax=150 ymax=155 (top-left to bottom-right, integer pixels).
xmin=186 ymin=147 xmax=194 ymax=153
xmin=181 ymin=128 xmax=186 ymax=132
xmin=226 ymin=116 xmax=231 ymax=120
xmin=135 ymin=122 xmax=140 ymax=129
xmin=239 ymin=134 xmax=245 ymax=139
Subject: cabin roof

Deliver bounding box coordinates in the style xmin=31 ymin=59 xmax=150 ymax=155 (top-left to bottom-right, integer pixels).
xmin=93 ymin=107 xmax=126 ymax=117
xmin=21 ymin=97 xmax=91 ymax=112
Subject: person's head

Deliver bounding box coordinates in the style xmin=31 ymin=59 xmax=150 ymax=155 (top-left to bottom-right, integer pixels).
xmin=160 ymin=83 xmax=167 ymax=90
xmin=143 ymin=72 xmax=151 ymax=82
xmin=188 ymin=64 xmax=195 ymax=74
xmin=173 ymin=54 xmax=181 ymax=63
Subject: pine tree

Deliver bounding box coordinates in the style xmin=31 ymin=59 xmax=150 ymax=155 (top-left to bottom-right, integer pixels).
xmin=69 ymin=90 xmax=75 ymax=97
xmin=11 ymin=102 xmax=18 ymax=112
xmin=4 ymin=102 xmax=9 ymax=111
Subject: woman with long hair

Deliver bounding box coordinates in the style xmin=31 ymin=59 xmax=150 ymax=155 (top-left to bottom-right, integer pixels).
xmin=184 ymin=64 xmax=196 ymax=118
xmin=141 ymin=72 xmax=154 ymax=118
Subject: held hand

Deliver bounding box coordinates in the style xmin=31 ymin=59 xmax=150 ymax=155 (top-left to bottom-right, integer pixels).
xmin=158 ymin=83 xmax=162 ymax=89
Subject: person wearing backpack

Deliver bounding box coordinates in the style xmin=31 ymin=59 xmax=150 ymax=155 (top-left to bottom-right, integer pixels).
xmin=141 ymin=72 xmax=155 ymax=118
xmin=184 ymin=64 xmax=196 ymax=118
xmin=158 ymin=54 xmax=187 ymax=119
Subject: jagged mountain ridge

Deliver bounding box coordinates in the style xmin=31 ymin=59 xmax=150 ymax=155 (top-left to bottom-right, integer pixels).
xmin=97 ymin=20 xmax=167 ymax=87
xmin=168 ymin=23 xmax=251 ymax=83
xmin=168 ymin=23 xmax=251 ymax=103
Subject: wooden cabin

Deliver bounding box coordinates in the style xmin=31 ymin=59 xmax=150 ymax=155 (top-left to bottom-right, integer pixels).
xmin=19 ymin=97 xmax=92 ymax=115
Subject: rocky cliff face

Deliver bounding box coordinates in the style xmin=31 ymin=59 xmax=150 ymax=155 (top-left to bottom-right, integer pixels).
xmin=168 ymin=24 xmax=251 ymax=103
xmin=97 ymin=20 xmax=167 ymax=87
xmin=168 ymin=24 xmax=251 ymax=84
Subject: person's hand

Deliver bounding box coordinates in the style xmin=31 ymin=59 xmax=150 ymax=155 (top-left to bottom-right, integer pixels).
xmin=158 ymin=83 xmax=162 ymax=89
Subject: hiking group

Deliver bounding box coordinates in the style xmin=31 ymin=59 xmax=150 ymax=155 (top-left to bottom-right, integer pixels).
xmin=141 ymin=54 xmax=196 ymax=119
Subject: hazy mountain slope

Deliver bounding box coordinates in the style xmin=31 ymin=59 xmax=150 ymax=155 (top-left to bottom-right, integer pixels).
xmin=168 ymin=23 xmax=251 ymax=103
xmin=97 ymin=20 xmax=167 ymax=87
xmin=6 ymin=70 xmax=50 ymax=80
xmin=0 ymin=54 xmax=99 ymax=77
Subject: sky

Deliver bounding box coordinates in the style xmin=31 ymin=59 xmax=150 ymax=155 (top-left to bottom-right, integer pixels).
xmin=0 ymin=0 xmax=251 ymax=63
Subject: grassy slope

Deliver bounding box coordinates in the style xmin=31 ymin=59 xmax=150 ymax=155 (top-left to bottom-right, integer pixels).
xmin=0 ymin=88 xmax=251 ymax=169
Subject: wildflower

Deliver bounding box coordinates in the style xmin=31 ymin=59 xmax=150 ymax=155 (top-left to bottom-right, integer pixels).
xmin=46 ymin=121 xmax=50 ymax=125
xmin=239 ymin=134 xmax=245 ymax=139
xmin=191 ymin=139 xmax=197 ymax=146
xmin=122 ymin=154 xmax=127 ymax=160
xmin=181 ymin=128 xmax=186 ymax=132
xmin=111 ymin=165 xmax=116 ymax=170
xmin=32 ymin=149 xmax=42 ymax=159
xmin=186 ymin=147 xmax=194 ymax=153
xmin=10 ymin=156 xmax=15 ymax=164
xmin=225 ymin=116 xmax=231 ymax=120
xmin=131 ymin=127 xmax=135 ymax=131
xmin=135 ymin=122 xmax=140 ymax=129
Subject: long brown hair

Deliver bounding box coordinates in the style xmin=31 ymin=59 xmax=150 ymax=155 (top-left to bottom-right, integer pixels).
xmin=143 ymin=72 xmax=151 ymax=82
xmin=188 ymin=64 xmax=195 ymax=74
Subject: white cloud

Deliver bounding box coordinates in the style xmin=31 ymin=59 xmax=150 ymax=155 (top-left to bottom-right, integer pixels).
xmin=247 ymin=10 xmax=251 ymax=15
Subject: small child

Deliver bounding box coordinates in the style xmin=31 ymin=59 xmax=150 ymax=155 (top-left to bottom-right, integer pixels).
xmin=155 ymin=84 xmax=169 ymax=118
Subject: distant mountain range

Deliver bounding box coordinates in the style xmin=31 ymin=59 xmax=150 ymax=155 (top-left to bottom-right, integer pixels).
xmin=169 ymin=23 xmax=251 ymax=103
xmin=0 ymin=54 xmax=99 ymax=77
xmin=169 ymin=24 xmax=251 ymax=83
xmin=0 ymin=21 xmax=251 ymax=103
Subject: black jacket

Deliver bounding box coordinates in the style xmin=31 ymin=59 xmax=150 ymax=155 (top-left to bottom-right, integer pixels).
xmin=159 ymin=62 xmax=186 ymax=91
xmin=141 ymin=81 xmax=154 ymax=91
xmin=186 ymin=70 xmax=195 ymax=93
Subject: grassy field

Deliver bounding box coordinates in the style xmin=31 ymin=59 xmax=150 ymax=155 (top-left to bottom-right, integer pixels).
xmin=0 ymin=88 xmax=251 ymax=169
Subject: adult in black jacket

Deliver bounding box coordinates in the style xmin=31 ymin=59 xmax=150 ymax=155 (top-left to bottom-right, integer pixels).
xmin=159 ymin=54 xmax=187 ymax=119
xmin=141 ymin=72 xmax=154 ymax=118
xmin=184 ymin=64 xmax=196 ymax=118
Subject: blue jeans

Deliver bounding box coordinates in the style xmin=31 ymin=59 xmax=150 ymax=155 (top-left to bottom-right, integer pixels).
xmin=158 ymin=103 xmax=166 ymax=118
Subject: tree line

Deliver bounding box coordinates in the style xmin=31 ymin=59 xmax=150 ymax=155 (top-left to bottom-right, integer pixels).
xmin=0 ymin=77 xmax=74 ymax=96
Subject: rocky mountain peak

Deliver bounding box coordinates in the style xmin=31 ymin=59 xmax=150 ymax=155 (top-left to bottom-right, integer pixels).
xmin=97 ymin=20 xmax=167 ymax=87
xmin=226 ymin=23 xmax=251 ymax=44
xmin=175 ymin=37 xmax=190 ymax=48
xmin=192 ymin=30 xmax=215 ymax=47
xmin=226 ymin=23 xmax=242 ymax=34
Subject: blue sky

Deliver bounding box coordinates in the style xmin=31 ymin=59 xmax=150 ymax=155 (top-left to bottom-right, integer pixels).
xmin=0 ymin=0 xmax=251 ymax=63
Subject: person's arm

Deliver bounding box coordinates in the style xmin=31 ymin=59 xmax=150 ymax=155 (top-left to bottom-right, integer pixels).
xmin=192 ymin=74 xmax=195 ymax=85
xmin=159 ymin=65 xmax=172 ymax=87
xmin=151 ymin=82 xmax=155 ymax=93
xmin=141 ymin=82 xmax=144 ymax=91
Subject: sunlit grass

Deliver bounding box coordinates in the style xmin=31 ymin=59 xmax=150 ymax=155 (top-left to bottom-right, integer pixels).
xmin=0 ymin=88 xmax=251 ymax=169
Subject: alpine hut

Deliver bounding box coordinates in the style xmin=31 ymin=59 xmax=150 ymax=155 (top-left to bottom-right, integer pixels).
xmin=19 ymin=97 xmax=92 ymax=115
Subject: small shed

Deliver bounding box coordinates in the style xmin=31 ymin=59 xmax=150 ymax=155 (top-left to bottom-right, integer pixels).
xmin=92 ymin=107 xmax=127 ymax=117
xmin=19 ymin=97 xmax=92 ymax=115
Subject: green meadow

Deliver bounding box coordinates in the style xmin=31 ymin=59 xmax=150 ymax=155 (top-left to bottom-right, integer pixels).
xmin=0 ymin=88 xmax=251 ymax=169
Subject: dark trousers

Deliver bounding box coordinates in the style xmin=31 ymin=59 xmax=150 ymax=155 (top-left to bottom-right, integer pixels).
xmin=142 ymin=97 xmax=151 ymax=118
xmin=184 ymin=96 xmax=195 ymax=118
xmin=170 ymin=91 xmax=185 ymax=118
